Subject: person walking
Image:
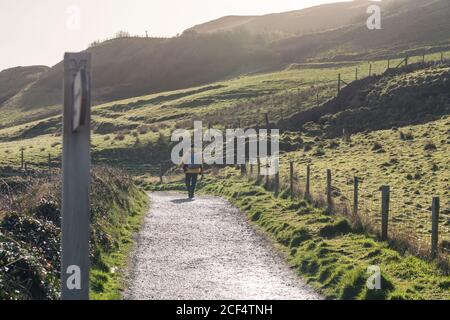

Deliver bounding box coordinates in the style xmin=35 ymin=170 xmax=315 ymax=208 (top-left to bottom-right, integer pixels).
xmin=181 ymin=145 xmax=203 ymax=199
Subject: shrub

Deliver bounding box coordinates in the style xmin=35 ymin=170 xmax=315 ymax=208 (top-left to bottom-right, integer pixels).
xmin=115 ymin=133 xmax=126 ymax=141
xmin=424 ymin=141 xmax=437 ymax=151
xmin=372 ymin=142 xmax=383 ymax=151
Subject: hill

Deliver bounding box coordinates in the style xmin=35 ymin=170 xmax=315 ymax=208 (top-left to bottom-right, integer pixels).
xmin=0 ymin=66 xmax=48 ymax=105
xmin=4 ymin=0 xmax=450 ymax=123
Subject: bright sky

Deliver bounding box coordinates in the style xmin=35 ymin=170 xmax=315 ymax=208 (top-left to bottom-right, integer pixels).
xmin=0 ymin=0 xmax=351 ymax=71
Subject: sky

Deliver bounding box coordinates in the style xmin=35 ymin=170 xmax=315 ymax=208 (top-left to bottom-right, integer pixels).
xmin=0 ymin=0 xmax=351 ymax=71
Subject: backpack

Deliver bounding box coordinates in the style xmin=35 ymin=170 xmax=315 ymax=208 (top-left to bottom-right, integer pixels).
xmin=188 ymin=152 xmax=201 ymax=169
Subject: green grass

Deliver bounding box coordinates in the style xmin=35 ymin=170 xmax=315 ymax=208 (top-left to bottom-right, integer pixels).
xmin=151 ymin=168 xmax=450 ymax=300
xmin=90 ymin=187 xmax=148 ymax=300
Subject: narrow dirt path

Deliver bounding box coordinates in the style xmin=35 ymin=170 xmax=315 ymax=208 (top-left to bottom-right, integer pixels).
xmin=124 ymin=192 xmax=321 ymax=300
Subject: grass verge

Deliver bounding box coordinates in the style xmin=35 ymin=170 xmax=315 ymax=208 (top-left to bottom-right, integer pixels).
xmin=145 ymin=168 xmax=450 ymax=300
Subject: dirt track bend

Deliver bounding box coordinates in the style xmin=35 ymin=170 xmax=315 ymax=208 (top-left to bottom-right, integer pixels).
xmin=124 ymin=192 xmax=321 ymax=300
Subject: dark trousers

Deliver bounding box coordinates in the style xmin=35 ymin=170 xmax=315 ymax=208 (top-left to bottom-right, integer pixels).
xmin=185 ymin=173 xmax=198 ymax=196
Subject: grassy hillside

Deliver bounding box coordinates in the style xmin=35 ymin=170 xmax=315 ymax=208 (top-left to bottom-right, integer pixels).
xmin=3 ymin=0 xmax=450 ymax=122
xmin=0 ymin=166 xmax=148 ymax=300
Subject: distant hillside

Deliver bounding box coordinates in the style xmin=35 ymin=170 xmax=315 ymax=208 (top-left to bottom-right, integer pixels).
xmin=276 ymin=0 xmax=450 ymax=62
xmin=4 ymin=32 xmax=275 ymax=111
xmin=3 ymin=0 xmax=450 ymax=116
xmin=0 ymin=66 xmax=48 ymax=105
xmin=186 ymin=1 xmax=376 ymax=36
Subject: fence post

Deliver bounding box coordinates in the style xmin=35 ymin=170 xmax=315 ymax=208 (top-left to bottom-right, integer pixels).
xmin=369 ymin=64 xmax=372 ymax=77
xmin=316 ymin=91 xmax=319 ymax=107
xmin=159 ymin=163 xmax=163 ymax=184
xmin=353 ymin=176 xmax=359 ymax=216
xmin=355 ymin=68 xmax=358 ymax=81
xmin=431 ymin=197 xmax=440 ymax=259
xmin=387 ymin=59 xmax=390 ymax=69
xmin=405 ymin=56 xmax=409 ymax=66
xmin=326 ymin=169 xmax=332 ymax=209
xmin=305 ymin=164 xmax=311 ymax=198
xmin=257 ymin=157 xmax=261 ymax=183
xmin=275 ymin=171 xmax=280 ymax=196
xmin=381 ymin=186 xmax=390 ymax=241
xmin=290 ymin=161 xmax=294 ymax=200
xmin=48 ymin=153 xmax=51 ymax=173
xmin=21 ymin=149 xmax=24 ymax=170
xmin=337 ymin=73 xmax=341 ymax=94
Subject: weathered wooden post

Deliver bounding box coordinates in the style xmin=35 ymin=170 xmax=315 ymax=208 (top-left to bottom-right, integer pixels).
xmin=353 ymin=176 xmax=359 ymax=216
xmin=275 ymin=171 xmax=280 ymax=196
xmin=355 ymin=68 xmax=358 ymax=81
xmin=257 ymin=156 xmax=261 ymax=183
xmin=326 ymin=169 xmax=332 ymax=209
xmin=159 ymin=162 xmax=163 ymax=183
xmin=48 ymin=153 xmax=51 ymax=173
xmin=381 ymin=186 xmax=390 ymax=241
xmin=405 ymin=56 xmax=409 ymax=66
xmin=316 ymin=91 xmax=319 ymax=107
xmin=305 ymin=164 xmax=311 ymax=198
xmin=337 ymin=73 xmax=341 ymax=94
xmin=61 ymin=52 xmax=92 ymax=300
xmin=431 ymin=197 xmax=440 ymax=259
xmin=369 ymin=64 xmax=372 ymax=77
xmin=290 ymin=161 xmax=294 ymax=200
xmin=387 ymin=59 xmax=390 ymax=69
xmin=20 ymin=149 xmax=24 ymax=170
xmin=24 ymin=162 xmax=28 ymax=173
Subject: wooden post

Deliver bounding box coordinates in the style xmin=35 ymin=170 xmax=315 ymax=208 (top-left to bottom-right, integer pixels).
xmin=159 ymin=163 xmax=163 ymax=183
xmin=250 ymin=163 xmax=254 ymax=176
xmin=431 ymin=197 xmax=440 ymax=259
xmin=290 ymin=161 xmax=294 ymax=200
xmin=316 ymin=91 xmax=319 ymax=107
xmin=326 ymin=169 xmax=332 ymax=209
xmin=405 ymin=56 xmax=409 ymax=66
xmin=20 ymin=149 xmax=24 ymax=170
xmin=257 ymin=157 xmax=261 ymax=182
xmin=337 ymin=73 xmax=341 ymax=94
xmin=275 ymin=172 xmax=280 ymax=196
xmin=355 ymin=68 xmax=358 ymax=81
xmin=48 ymin=153 xmax=51 ymax=173
xmin=387 ymin=59 xmax=390 ymax=69
xmin=381 ymin=186 xmax=390 ymax=241
xmin=305 ymin=164 xmax=311 ymax=198
xmin=61 ymin=52 xmax=92 ymax=300
xmin=369 ymin=64 xmax=372 ymax=77
xmin=353 ymin=176 xmax=359 ymax=216
xmin=24 ymin=162 xmax=28 ymax=173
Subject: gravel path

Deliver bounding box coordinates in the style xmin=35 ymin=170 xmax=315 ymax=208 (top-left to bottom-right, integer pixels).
xmin=124 ymin=192 xmax=321 ymax=300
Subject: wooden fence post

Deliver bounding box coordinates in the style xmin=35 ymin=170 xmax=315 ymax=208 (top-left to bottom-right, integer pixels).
xmin=353 ymin=176 xmax=359 ymax=216
xmin=326 ymin=169 xmax=332 ymax=209
xmin=159 ymin=163 xmax=163 ymax=184
xmin=257 ymin=157 xmax=261 ymax=182
xmin=381 ymin=185 xmax=390 ymax=241
xmin=405 ymin=56 xmax=409 ymax=66
xmin=275 ymin=171 xmax=280 ymax=196
xmin=48 ymin=153 xmax=51 ymax=173
xmin=337 ymin=73 xmax=341 ymax=94
xmin=431 ymin=197 xmax=440 ymax=259
xmin=306 ymin=164 xmax=311 ymax=198
xmin=21 ymin=149 xmax=24 ymax=170
xmin=355 ymin=68 xmax=358 ymax=81
xmin=387 ymin=59 xmax=390 ymax=69
xmin=290 ymin=161 xmax=294 ymax=200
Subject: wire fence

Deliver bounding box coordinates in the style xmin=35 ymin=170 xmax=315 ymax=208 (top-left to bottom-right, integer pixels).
xmin=242 ymin=158 xmax=449 ymax=269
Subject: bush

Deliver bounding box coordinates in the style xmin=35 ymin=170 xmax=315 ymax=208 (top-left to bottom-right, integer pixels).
xmin=424 ymin=141 xmax=437 ymax=151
